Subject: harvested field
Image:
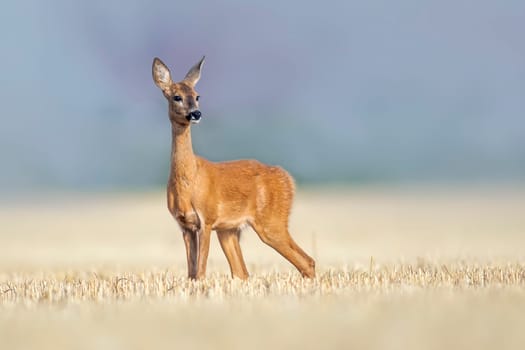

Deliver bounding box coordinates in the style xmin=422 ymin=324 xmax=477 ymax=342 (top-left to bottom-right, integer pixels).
xmin=1 ymin=186 xmax=524 ymax=349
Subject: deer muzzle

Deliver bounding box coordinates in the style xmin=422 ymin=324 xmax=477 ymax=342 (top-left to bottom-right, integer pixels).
xmin=187 ymin=110 xmax=202 ymax=124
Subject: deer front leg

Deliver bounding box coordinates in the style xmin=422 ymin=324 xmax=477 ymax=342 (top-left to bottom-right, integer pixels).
xmin=195 ymin=224 xmax=212 ymax=279
xmin=176 ymin=211 xmax=202 ymax=279
xmin=182 ymin=230 xmax=198 ymax=279
xmin=180 ymin=219 xmax=211 ymax=280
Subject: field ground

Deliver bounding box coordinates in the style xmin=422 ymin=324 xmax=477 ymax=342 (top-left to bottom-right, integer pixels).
xmin=1 ymin=186 xmax=525 ymax=349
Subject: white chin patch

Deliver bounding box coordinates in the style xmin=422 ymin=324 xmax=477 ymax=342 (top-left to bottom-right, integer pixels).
xmin=190 ymin=119 xmax=201 ymax=124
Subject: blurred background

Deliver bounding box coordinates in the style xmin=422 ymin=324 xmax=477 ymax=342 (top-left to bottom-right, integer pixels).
xmin=1 ymin=0 xmax=524 ymax=193
xmin=2 ymin=5 xmax=525 ymax=349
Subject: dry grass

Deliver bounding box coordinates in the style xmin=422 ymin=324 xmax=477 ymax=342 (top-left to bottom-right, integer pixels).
xmin=1 ymin=186 xmax=525 ymax=349
xmin=1 ymin=263 xmax=525 ymax=305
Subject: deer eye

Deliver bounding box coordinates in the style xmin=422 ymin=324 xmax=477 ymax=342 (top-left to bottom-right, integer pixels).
xmin=196 ymin=96 xmax=200 ymax=101
xmin=173 ymin=95 xmax=182 ymax=102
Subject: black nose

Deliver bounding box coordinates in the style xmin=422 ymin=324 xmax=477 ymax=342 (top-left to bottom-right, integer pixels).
xmin=190 ymin=110 xmax=201 ymax=120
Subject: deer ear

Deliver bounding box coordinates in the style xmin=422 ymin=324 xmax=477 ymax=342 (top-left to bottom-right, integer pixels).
xmin=184 ymin=56 xmax=205 ymax=87
xmin=152 ymin=57 xmax=172 ymax=91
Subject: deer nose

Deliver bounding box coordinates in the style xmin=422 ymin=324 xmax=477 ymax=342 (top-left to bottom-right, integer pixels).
xmin=189 ymin=110 xmax=201 ymax=122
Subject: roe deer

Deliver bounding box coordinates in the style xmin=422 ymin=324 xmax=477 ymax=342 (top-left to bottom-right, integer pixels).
xmin=152 ymin=56 xmax=315 ymax=280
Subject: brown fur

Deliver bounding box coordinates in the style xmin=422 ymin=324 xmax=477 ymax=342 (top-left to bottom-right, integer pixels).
xmin=152 ymin=56 xmax=315 ymax=280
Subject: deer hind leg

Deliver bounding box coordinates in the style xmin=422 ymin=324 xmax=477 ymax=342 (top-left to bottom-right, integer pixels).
xmin=217 ymin=229 xmax=249 ymax=280
xmin=251 ymin=222 xmax=316 ymax=278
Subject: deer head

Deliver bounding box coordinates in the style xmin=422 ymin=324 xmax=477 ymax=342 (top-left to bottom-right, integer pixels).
xmin=152 ymin=56 xmax=205 ymax=126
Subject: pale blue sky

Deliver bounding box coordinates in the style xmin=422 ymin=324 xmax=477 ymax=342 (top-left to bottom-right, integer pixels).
xmin=1 ymin=0 xmax=524 ymax=190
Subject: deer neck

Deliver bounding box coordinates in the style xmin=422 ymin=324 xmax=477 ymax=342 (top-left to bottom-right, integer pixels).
xmin=169 ymin=124 xmax=197 ymax=189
